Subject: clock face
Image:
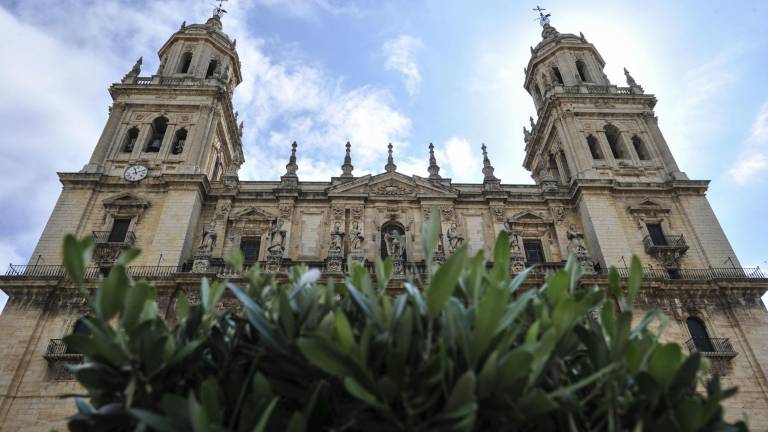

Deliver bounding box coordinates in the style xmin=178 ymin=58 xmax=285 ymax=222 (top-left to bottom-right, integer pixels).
xmin=124 ymin=165 xmax=148 ymax=182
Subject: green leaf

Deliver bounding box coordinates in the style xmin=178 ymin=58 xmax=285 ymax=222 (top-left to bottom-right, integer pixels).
xmin=421 ymin=206 xmax=442 ymax=263
xmin=120 ymin=281 xmax=154 ymax=331
xmin=96 ymin=264 xmax=130 ymax=321
xmin=334 ymin=308 xmax=355 ymax=353
xmin=226 ymin=282 xmax=286 ymax=353
xmin=445 ymin=371 xmax=476 ymax=412
xmin=252 ymin=398 xmax=278 ymax=432
xmin=62 ymin=235 xmax=94 ymax=287
xmin=344 ymin=377 xmax=383 ymax=408
xmin=176 ymin=292 xmax=190 ymax=321
xmin=648 ymin=343 xmax=683 ymax=387
xmin=427 ymin=244 xmax=467 ymax=319
xmin=226 ymin=247 xmax=244 ymax=273
xmin=297 ymin=336 xmax=352 ymax=377
xmin=200 ymin=377 xmax=222 ymax=423
xmin=130 ymin=408 xmax=174 ymax=430
xmin=116 ymin=247 xmax=141 ymax=267
xmin=472 ymin=283 xmax=508 ymax=362
xmin=518 ymin=388 xmax=557 ymax=417
xmin=491 ymin=230 xmax=510 ymax=282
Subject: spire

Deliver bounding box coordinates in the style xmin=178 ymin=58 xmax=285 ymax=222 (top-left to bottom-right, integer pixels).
xmin=427 ymin=143 xmax=441 ymax=179
xmin=533 ymin=5 xmax=559 ymax=39
xmin=206 ymin=0 xmax=227 ymax=30
xmin=340 ymin=141 xmax=354 ymax=178
xmin=284 ymin=141 xmax=298 ymax=177
xmin=481 ymin=144 xmax=498 ymax=182
xmin=385 ymin=143 xmax=397 ymax=173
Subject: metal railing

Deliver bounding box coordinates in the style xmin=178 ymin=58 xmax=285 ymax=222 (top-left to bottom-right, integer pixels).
xmin=685 ymin=337 xmax=737 ymax=357
xmin=614 ymin=266 xmax=765 ymax=281
xmin=43 ymin=339 xmax=83 ymax=362
xmin=92 ymin=231 xmax=136 ymax=246
xmin=5 ymin=264 xmax=65 ymax=278
xmin=643 ymin=234 xmax=688 ymax=254
xmin=135 ymin=77 xmax=153 ymax=85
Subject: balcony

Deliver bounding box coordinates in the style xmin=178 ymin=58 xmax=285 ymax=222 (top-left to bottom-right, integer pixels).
xmin=685 ymin=337 xmax=737 ymax=358
xmin=92 ymin=230 xmax=136 ymax=246
xmin=643 ymin=234 xmax=688 ymax=255
xmin=43 ymin=339 xmax=83 ymax=362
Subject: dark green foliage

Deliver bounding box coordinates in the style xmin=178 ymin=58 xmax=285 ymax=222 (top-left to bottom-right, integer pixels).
xmin=62 ymin=213 xmax=747 ymax=431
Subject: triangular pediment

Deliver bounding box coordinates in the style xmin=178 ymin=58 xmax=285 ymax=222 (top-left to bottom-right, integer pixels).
xmin=230 ymin=207 xmax=276 ymax=221
xmin=328 ymin=171 xmax=457 ymax=197
xmin=103 ymin=192 xmax=149 ymax=208
xmin=509 ymin=210 xmax=551 ymax=223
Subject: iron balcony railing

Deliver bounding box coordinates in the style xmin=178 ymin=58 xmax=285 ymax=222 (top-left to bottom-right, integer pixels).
xmin=43 ymin=338 xmax=83 ymax=362
xmin=614 ymin=266 xmax=765 ymax=281
xmin=643 ymin=234 xmax=689 ymax=255
xmin=92 ymin=230 xmax=136 ymax=246
xmin=4 ymin=264 xmax=65 ymax=278
xmin=685 ymin=337 xmax=737 ymax=358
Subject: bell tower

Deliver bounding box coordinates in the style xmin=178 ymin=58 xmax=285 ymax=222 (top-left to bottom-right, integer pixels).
xmin=29 ymin=10 xmax=245 ymax=269
xmin=520 ymin=11 xmax=739 ymax=271
xmin=522 ymin=13 xmax=686 ymax=186
xmin=82 ymin=9 xmax=244 ymax=181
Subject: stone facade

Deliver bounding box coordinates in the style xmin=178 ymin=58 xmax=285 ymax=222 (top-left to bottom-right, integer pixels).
xmin=0 ymin=12 xmax=766 ymax=432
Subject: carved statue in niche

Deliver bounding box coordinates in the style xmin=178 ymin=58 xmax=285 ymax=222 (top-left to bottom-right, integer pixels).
xmin=268 ymin=219 xmax=287 ymax=254
xmin=349 ymin=221 xmax=364 ymax=251
xmin=384 ymin=230 xmax=403 ymax=260
xmin=446 ymin=223 xmax=464 ymax=251
xmin=503 ymin=220 xmax=523 ymax=255
xmin=329 ymin=221 xmax=345 ymax=253
xmin=197 ymin=221 xmax=217 ymax=256
xmin=566 ymin=224 xmax=587 ymax=255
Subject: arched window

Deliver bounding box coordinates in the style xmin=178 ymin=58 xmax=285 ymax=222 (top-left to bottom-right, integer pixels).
xmin=65 ymin=317 xmax=92 ymax=354
xmin=205 ymin=60 xmax=218 ymax=78
xmin=551 ymin=67 xmax=564 ymax=84
xmin=145 ymin=116 xmax=168 ymax=152
xmin=632 ymin=135 xmax=650 ymax=160
xmin=548 ymin=153 xmax=560 ymax=181
xmin=687 ymin=317 xmax=715 ymax=352
xmin=576 ymin=60 xmax=590 ymax=82
xmin=178 ymin=52 xmax=193 ymax=74
xmin=587 ymin=135 xmax=603 ymax=159
xmin=603 ymin=124 xmax=626 ymax=159
xmin=122 ymin=127 xmax=139 ymax=152
xmin=172 ymin=128 xmax=187 ymax=155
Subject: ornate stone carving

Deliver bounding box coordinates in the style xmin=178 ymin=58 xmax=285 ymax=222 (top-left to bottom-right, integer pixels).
xmin=441 ymin=206 xmax=454 ymax=222
xmin=268 ymin=219 xmax=287 ymax=255
xmin=446 ymin=223 xmax=465 ymax=252
xmin=566 ymin=224 xmax=595 ymax=274
xmin=550 ymin=206 xmax=566 ymax=225
xmin=372 ymin=181 xmax=414 ymax=196
xmin=492 ymin=207 xmax=505 ymax=222
xmin=197 ymin=221 xmax=217 ymax=257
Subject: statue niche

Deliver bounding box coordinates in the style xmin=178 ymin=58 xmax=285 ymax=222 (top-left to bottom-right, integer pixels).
xmin=380 ymin=221 xmax=407 ymax=262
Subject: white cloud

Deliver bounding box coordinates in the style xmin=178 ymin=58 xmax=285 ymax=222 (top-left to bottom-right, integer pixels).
xmin=0 ymin=1 xmax=414 ymax=266
xmin=434 ymin=137 xmax=481 ymax=182
xmin=729 ymin=101 xmax=768 ymax=184
xmin=251 ymin=0 xmax=360 ymax=19
xmin=0 ymin=290 xmax=7 ymax=315
xmin=383 ymin=35 xmax=423 ymax=96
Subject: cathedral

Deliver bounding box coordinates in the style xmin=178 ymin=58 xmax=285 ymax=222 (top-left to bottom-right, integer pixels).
xmin=0 ymin=9 xmax=767 ymax=431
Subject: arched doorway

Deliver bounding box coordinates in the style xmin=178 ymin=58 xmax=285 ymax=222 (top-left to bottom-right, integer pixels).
xmin=380 ymin=221 xmax=407 ymax=261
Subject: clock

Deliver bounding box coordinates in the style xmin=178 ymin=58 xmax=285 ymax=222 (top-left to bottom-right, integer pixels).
xmin=124 ymin=165 xmax=148 ymax=182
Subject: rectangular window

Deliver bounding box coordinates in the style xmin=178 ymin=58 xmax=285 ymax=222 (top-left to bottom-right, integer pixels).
xmin=646 ymin=223 xmax=667 ymax=246
xmin=523 ymin=240 xmax=545 ymax=265
xmin=108 ymin=219 xmax=131 ymax=243
xmin=240 ymin=237 xmax=261 ymax=264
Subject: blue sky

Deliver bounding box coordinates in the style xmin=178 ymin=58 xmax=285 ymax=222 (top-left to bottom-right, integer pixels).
xmin=0 ymin=0 xmax=767 ymax=294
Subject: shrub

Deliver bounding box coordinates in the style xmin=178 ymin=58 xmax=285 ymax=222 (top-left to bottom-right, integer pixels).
xmin=61 ymin=214 xmax=746 ymax=431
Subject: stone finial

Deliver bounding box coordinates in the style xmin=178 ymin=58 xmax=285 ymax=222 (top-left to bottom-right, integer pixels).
xmin=529 ymin=116 xmax=536 ymax=130
xmin=238 ymin=121 xmax=244 ymax=137
xmin=385 ymin=143 xmax=397 ymax=173
xmin=624 ymin=67 xmax=637 ymax=86
xmin=541 ymin=24 xmax=559 ymax=39
xmin=579 ymin=32 xmax=586 ymax=42
xmin=481 ymin=143 xmax=498 ymax=182
xmin=340 ymin=141 xmax=354 ymax=178
xmin=129 ymin=57 xmax=142 ymax=76
xmin=284 ymin=141 xmax=298 ymax=177
xmin=180 ymin=21 xmax=186 ymax=30
xmin=427 ymin=143 xmax=441 ymax=179
xmin=523 ymin=126 xmax=531 ymax=143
